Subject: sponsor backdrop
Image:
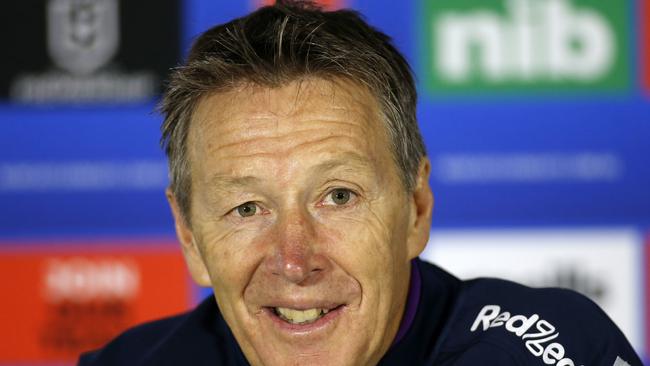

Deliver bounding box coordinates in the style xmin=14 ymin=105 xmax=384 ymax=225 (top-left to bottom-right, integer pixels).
xmin=0 ymin=0 xmax=648 ymax=364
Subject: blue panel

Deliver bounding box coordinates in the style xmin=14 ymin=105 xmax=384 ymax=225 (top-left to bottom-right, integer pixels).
xmin=0 ymin=104 xmax=174 ymax=237
xmin=421 ymin=97 xmax=650 ymax=226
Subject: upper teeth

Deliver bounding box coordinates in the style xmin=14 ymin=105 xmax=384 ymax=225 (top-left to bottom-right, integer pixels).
xmin=275 ymin=307 xmax=330 ymax=324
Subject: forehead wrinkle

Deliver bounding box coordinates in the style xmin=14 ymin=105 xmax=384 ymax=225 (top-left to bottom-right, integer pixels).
xmin=211 ymin=119 xmax=367 ymax=156
xmin=193 ymin=77 xmax=380 ymax=137
xmin=204 ymin=151 xmax=378 ymax=201
xmin=307 ymin=152 xmax=377 ymax=177
xmin=204 ymin=175 xmax=264 ymax=198
xmin=189 ymin=77 xmax=384 ymax=151
xmin=201 ymin=139 xmax=369 ymax=190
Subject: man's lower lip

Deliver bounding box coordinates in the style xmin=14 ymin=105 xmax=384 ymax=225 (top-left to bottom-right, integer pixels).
xmin=264 ymin=305 xmax=344 ymax=333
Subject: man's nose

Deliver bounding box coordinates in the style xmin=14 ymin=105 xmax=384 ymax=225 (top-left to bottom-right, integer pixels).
xmin=268 ymin=207 xmax=327 ymax=284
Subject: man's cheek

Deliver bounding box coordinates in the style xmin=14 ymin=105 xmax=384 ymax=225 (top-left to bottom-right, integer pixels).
xmin=198 ymin=228 xmax=261 ymax=285
xmin=324 ymin=214 xmax=393 ymax=265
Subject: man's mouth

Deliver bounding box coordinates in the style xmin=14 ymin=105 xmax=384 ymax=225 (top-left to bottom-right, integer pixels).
xmin=273 ymin=307 xmax=331 ymax=325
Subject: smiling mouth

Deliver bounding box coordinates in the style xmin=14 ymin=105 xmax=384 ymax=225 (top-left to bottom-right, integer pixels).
xmin=272 ymin=306 xmax=341 ymax=325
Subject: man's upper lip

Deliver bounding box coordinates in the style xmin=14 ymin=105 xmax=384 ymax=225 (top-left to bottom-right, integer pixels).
xmin=264 ymin=300 xmax=345 ymax=310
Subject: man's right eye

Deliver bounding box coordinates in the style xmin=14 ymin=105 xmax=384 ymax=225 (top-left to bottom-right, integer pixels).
xmin=235 ymin=202 xmax=257 ymax=217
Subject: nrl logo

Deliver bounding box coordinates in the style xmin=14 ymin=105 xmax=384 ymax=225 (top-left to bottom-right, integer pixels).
xmin=47 ymin=0 xmax=119 ymax=75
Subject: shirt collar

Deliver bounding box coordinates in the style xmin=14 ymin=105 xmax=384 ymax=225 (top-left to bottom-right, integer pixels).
xmin=392 ymin=259 xmax=422 ymax=345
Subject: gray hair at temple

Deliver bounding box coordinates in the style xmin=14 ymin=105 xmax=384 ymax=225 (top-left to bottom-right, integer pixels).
xmin=160 ymin=0 xmax=426 ymax=224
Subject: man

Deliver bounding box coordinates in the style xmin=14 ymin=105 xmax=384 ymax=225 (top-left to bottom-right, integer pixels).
xmin=79 ymin=1 xmax=642 ymax=365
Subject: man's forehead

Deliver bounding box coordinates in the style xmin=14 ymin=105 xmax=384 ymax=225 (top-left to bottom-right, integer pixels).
xmin=180 ymin=76 xmax=405 ymax=197
xmin=189 ymin=77 xmax=383 ymax=135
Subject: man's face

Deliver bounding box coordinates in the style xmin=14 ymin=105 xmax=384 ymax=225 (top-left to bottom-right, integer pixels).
xmin=168 ymin=78 xmax=432 ymax=366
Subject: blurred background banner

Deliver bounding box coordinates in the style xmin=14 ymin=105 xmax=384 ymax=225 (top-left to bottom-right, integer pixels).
xmin=0 ymin=0 xmax=648 ymax=364
xmin=0 ymin=241 xmax=192 ymax=364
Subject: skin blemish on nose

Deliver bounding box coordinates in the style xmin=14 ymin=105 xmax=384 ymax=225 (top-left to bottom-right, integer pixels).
xmin=282 ymin=261 xmax=308 ymax=280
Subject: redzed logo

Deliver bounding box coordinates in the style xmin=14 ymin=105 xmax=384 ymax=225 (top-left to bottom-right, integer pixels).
xmin=471 ymin=305 xmax=578 ymax=366
xmin=255 ymin=0 xmax=345 ymax=10
xmin=0 ymin=241 xmax=192 ymax=364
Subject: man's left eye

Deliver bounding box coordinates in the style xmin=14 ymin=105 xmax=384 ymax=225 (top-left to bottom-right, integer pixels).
xmin=234 ymin=202 xmax=258 ymax=217
xmin=324 ymin=188 xmax=355 ymax=206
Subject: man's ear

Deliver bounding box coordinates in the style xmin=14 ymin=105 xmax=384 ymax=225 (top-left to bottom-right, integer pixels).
xmin=406 ymin=157 xmax=434 ymax=260
xmin=166 ymin=188 xmax=212 ymax=287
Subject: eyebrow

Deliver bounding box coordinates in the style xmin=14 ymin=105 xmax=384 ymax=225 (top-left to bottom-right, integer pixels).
xmin=207 ymin=152 xmax=376 ymax=191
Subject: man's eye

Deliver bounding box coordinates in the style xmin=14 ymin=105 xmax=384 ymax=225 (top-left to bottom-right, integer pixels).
xmin=328 ymin=188 xmax=353 ymax=205
xmin=235 ymin=202 xmax=257 ymax=217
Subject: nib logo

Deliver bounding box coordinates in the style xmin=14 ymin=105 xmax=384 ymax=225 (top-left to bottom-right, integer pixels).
xmin=420 ymin=0 xmax=630 ymax=93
